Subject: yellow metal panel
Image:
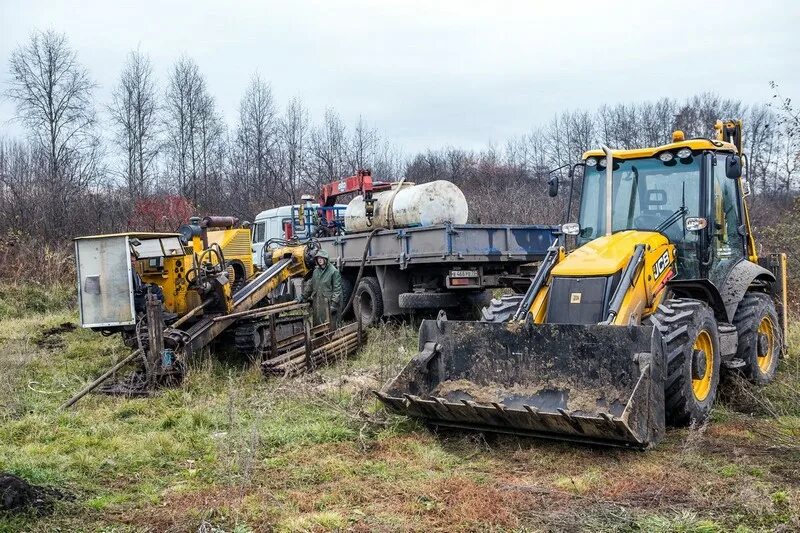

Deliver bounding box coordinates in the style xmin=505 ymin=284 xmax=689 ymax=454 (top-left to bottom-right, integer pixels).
xmin=582 ymin=139 xmax=737 ymax=160
xmin=780 ymin=253 xmax=789 ymax=353
xmin=550 ymin=231 xmax=669 ymax=277
xmin=139 ymin=253 xmax=193 ymax=315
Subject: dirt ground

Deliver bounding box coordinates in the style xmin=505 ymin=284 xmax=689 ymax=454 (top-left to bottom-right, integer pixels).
xmin=0 ymin=473 xmax=69 ymax=515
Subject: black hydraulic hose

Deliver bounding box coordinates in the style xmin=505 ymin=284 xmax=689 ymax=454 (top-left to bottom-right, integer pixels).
xmin=512 ymin=240 xmax=559 ymax=322
xmin=341 ymin=228 xmax=382 ymax=316
xmin=601 ymin=244 xmax=645 ymax=325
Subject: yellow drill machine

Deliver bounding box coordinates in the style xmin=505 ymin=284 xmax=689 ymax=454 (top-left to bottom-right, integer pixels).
xmin=72 ymin=217 xmax=315 ymax=396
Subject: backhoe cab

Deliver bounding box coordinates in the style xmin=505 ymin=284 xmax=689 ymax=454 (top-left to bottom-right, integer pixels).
xmin=376 ymin=120 xmax=788 ymax=448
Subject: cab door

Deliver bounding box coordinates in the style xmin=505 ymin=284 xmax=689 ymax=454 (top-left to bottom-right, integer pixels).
xmin=251 ymin=221 xmax=267 ymax=268
xmin=707 ymin=152 xmax=746 ymax=286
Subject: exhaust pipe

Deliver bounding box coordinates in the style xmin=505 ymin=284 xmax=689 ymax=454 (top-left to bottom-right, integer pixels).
xmin=602 ymin=145 xmax=613 ymax=237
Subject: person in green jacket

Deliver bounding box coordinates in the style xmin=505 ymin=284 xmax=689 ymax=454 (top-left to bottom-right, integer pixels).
xmin=298 ymin=249 xmax=343 ymax=327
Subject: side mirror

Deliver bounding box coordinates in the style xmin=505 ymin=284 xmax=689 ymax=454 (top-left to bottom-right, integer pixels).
xmin=547 ymin=175 xmax=559 ymax=197
xmin=725 ymin=154 xmax=742 ymax=179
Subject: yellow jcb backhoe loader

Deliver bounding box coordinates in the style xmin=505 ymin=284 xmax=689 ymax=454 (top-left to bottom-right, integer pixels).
xmin=375 ymin=120 xmax=788 ymax=448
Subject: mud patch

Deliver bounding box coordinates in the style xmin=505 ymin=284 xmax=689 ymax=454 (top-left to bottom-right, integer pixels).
xmin=35 ymin=322 xmax=76 ymax=349
xmin=0 ymin=473 xmax=70 ymax=515
xmin=432 ymin=378 xmax=626 ymax=415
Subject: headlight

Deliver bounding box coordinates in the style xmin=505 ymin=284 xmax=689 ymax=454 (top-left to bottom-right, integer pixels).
xmin=585 ymin=157 xmax=597 ymax=167
xmin=685 ymin=217 xmax=708 ymax=231
xmin=658 ymin=152 xmax=674 ymax=162
xmin=561 ymin=222 xmax=580 ymax=236
xmin=677 ymin=148 xmax=692 ymax=159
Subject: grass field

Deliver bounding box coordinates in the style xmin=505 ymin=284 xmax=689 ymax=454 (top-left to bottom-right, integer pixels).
xmin=0 ymin=284 xmax=798 ymax=532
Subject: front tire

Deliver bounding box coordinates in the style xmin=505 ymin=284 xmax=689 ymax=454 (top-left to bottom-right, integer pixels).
xmin=480 ymin=294 xmax=524 ymax=323
xmin=648 ymin=299 xmax=721 ymax=426
xmin=733 ymin=292 xmax=781 ymax=385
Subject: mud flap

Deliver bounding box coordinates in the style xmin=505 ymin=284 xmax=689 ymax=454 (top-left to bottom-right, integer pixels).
xmin=375 ymin=320 xmax=665 ymax=448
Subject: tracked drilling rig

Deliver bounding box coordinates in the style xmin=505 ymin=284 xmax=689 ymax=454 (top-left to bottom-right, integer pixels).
xmin=68 ymin=220 xmax=328 ymax=403
xmin=376 ymin=120 xmax=788 ymax=448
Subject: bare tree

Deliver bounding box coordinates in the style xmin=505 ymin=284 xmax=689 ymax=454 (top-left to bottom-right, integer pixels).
xmin=164 ymin=56 xmax=199 ymax=197
xmin=279 ymin=97 xmax=309 ymax=202
xmin=163 ymin=56 xmax=225 ymax=207
xmin=5 ymin=30 xmax=101 ymax=236
xmin=233 ymin=74 xmax=278 ymax=210
xmin=109 ymin=50 xmax=160 ymax=199
xmin=372 ymin=140 xmax=404 ymax=180
xmin=347 ymin=116 xmax=379 ymax=172
xmin=307 ymin=109 xmax=348 ymax=187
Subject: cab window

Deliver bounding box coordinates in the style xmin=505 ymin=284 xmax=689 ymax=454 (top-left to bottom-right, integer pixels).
xmin=252 ymin=222 xmax=266 ymax=243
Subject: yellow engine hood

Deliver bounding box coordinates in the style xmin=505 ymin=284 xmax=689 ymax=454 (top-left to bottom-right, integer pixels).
xmin=551 ymin=230 xmax=670 ymax=277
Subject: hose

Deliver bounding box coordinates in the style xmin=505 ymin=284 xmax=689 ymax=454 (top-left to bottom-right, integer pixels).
xmin=342 ymin=228 xmax=381 ymax=316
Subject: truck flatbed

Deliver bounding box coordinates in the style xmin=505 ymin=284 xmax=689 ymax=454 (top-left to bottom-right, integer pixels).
xmin=318 ymin=223 xmax=557 ymax=269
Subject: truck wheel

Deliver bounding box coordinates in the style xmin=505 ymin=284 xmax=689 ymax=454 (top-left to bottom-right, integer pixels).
xmin=398 ymin=292 xmax=460 ymax=309
xmin=648 ymin=299 xmax=721 ymax=426
xmin=733 ymin=293 xmax=781 ymax=385
xmin=481 ymin=294 xmax=524 ymax=323
xmin=354 ymin=277 xmax=383 ymax=327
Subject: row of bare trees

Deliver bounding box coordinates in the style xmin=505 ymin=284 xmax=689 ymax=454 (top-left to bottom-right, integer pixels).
xmin=405 ymin=92 xmax=800 ymax=226
xmin=1 ymin=29 xmax=798 ymax=247
xmin=0 ymin=31 xmax=404 ymax=241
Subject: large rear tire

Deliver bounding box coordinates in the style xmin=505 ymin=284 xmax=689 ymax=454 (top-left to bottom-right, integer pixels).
xmin=648 ymin=299 xmax=721 ymax=426
xmin=733 ymin=292 xmax=781 ymax=385
xmin=354 ymin=277 xmax=383 ymax=327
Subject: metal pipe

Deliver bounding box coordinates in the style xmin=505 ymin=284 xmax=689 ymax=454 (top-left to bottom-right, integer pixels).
xmin=201 ymin=215 xmax=239 ymax=228
xmin=602 ymin=145 xmax=614 ymax=236
xmin=212 ymin=300 xmax=307 ymax=322
xmin=269 ymin=332 xmax=359 ymax=370
xmin=61 ymin=349 xmax=142 ymax=409
xmin=170 ymin=298 xmax=214 ymax=330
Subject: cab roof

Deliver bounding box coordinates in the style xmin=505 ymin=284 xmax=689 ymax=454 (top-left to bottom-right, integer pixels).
xmin=73 ymin=232 xmax=181 ymax=241
xmin=582 ymin=138 xmax=737 ymax=160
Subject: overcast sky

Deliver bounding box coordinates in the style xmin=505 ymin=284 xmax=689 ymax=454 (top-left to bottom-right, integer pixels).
xmin=1 ymin=0 xmax=799 ymax=154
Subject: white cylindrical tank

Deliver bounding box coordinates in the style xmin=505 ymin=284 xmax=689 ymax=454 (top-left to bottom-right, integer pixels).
xmin=344 ymin=180 xmax=469 ymax=233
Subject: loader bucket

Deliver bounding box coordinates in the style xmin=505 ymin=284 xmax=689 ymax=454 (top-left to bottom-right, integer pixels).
xmin=375 ymin=319 xmax=665 ymax=448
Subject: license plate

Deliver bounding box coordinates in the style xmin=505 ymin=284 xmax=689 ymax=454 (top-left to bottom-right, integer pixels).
xmin=449 ymin=270 xmax=479 ymax=278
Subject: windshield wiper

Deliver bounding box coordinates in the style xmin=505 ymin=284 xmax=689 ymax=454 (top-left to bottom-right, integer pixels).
xmin=657 ymin=206 xmax=688 ymax=233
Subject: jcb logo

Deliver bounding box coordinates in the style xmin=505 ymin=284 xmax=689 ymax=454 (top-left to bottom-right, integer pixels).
xmin=652 ymin=251 xmax=670 ymax=280
xmin=570 ymin=293 xmax=582 ymax=304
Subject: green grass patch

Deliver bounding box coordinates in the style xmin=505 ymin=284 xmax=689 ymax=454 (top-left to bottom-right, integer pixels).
xmin=0 ymin=283 xmax=75 ymax=319
xmin=1 ymin=285 xmax=799 ymax=531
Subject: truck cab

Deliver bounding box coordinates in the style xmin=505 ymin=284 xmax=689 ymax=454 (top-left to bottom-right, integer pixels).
xmin=251 ymin=202 xmax=345 ymax=303
xmin=251 ymin=202 xmax=347 ymax=269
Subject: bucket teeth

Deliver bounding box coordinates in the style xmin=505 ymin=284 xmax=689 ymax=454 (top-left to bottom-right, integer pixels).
xmin=556 ymin=408 xmax=585 ymax=434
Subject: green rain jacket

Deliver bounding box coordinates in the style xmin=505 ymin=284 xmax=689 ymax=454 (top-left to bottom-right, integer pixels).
xmin=301 ymin=249 xmax=343 ymax=326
